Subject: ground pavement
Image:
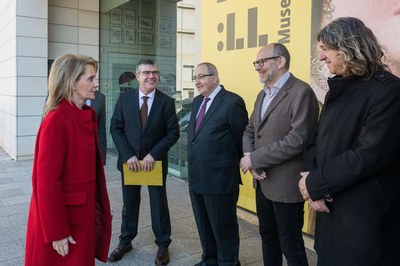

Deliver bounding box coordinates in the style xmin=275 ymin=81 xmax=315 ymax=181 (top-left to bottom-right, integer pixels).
xmin=0 ymin=147 xmax=317 ymax=265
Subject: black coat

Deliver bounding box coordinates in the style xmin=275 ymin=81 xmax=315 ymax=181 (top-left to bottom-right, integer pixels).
xmin=305 ymin=71 xmax=400 ymax=266
xmin=91 ymin=91 xmax=107 ymax=164
xmin=187 ymin=86 xmax=248 ymax=194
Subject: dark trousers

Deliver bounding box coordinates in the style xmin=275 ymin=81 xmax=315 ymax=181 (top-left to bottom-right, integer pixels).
xmin=119 ymin=173 xmax=171 ymax=248
xmin=189 ymin=189 xmax=240 ymax=266
xmin=256 ymin=184 xmax=308 ymax=266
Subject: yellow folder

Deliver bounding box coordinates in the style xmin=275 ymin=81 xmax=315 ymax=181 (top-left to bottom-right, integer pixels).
xmin=123 ymin=161 xmax=163 ymax=186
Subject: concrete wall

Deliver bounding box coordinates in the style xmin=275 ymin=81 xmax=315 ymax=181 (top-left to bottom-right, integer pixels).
xmin=0 ymin=0 xmax=48 ymax=160
xmin=0 ymin=0 xmax=192 ymax=161
xmin=176 ymin=0 xmax=196 ymax=99
xmin=48 ymin=0 xmax=99 ymax=60
xmin=0 ymin=0 xmax=99 ymax=160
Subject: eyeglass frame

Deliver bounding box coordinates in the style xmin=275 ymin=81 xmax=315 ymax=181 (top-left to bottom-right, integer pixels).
xmin=192 ymin=73 xmax=214 ymax=82
xmin=253 ymin=56 xmax=281 ymax=68
xmin=140 ymin=70 xmax=160 ymax=76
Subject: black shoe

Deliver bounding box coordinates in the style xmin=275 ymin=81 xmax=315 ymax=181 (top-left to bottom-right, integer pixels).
xmin=108 ymin=243 xmax=133 ymax=262
xmin=155 ymin=247 xmax=170 ymax=265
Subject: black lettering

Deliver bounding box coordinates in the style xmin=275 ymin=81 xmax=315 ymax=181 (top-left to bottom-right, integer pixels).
xmin=281 ymin=8 xmax=290 ymax=18
xmin=279 ymin=0 xmax=291 ymax=43
xmin=278 ymin=28 xmax=290 ymax=43
xmin=280 ymin=16 xmax=290 ymax=28
xmin=281 ymin=0 xmax=291 ymax=8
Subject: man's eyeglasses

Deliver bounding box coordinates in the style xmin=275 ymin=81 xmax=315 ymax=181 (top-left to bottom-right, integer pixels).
xmin=141 ymin=71 xmax=160 ymax=76
xmin=253 ymin=56 xmax=281 ymax=68
xmin=192 ymin=74 xmax=214 ymax=82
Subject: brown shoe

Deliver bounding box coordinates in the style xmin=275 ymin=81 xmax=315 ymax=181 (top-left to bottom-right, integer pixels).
xmin=108 ymin=243 xmax=133 ymax=262
xmin=155 ymin=247 xmax=170 ymax=265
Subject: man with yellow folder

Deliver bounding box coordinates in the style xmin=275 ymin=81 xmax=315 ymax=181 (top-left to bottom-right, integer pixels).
xmin=109 ymin=59 xmax=179 ymax=265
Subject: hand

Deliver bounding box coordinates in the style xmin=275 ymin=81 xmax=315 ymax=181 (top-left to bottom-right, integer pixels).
xmin=240 ymin=153 xmax=252 ymax=174
xmin=52 ymin=236 xmax=76 ymax=257
xmin=141 ymin=154 xmax=155 ymax=171
xmin=250 ymin=169 xmax=266 ymax=180
xmin=298 ymin=172 xmax=310 ymax=200
xmin=308 ymin=198 xmax=330 ymax=213
xmin=127 ymin=156 xmax=140 ymax=171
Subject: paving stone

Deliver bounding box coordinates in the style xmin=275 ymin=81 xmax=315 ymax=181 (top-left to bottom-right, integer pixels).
xmin=0 ymin=256 xmax=25 ymax=266
xmin=0 ymin=217 xmax=12 ymax=229
xmin=0 ymin=203 xmax=29 ymax=217
xmin=0 ymin=181 xmax=31 ymax=191
xmin=8 ymin=213 xmax=28 ymax=227
xmin=0 ymin=177 xmax=13 ymax=185
xmin=0 ymin=225 xmax=26 ymax=244
xmin=0 ymin=189 xmax=23 ymax=199
xmin=0 ymin=240 xmax=25 ymax=261
xmin=0 ymin=195 xmax=31 ymax=206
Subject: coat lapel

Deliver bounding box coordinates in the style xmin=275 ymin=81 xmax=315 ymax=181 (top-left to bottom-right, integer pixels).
xmin=260 ymin=75 xmax=294 ymax=126
xmin=143 ymin=89 xmax=161 ymax=132
xmin=194 ymin=88 xmax=224 ymax=135
xmin=190 ymin=96 xmax=202 ymax=136
xmin=260 ymin=89 xmax=287 ymax=124
xmin=128 ymin=89 xmax=141 ymax=131
xmin=254 ymin=91 xmax=264 ymax=125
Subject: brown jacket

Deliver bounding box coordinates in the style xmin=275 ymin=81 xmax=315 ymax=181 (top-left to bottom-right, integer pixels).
xmin=243 ymin=73 xmax=319 ymax=203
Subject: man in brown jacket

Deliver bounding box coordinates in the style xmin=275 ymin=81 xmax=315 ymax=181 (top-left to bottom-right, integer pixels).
xmin=240 ymin=43 xmax=318 ymax=266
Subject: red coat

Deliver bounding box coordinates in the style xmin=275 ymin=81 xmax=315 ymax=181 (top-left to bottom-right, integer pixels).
xmin=25 ymin=99 xmax=112 ymax=266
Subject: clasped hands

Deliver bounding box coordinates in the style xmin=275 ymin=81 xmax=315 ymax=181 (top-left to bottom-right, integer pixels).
xmin=126 ymin=154 xmax=155 ymax=172
xmin=299 ymin=172 xmax=330 ymax=213
xmin=240 ymin=153 xmax=330 ymax=213
xmin=240 ymin=153 xmax=266 ymax=180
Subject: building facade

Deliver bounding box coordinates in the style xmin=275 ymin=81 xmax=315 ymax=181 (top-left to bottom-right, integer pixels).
xmin=0 ymin=0 xmax=197 ymax=173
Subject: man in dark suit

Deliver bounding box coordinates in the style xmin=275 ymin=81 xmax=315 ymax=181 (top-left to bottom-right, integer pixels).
xmin=89 ymin=90 xmax=107 ymax=164
xmin=240 ymin=43 xmax=319 ymax=266
xmin=109 ymin=59 xmax=179 ymax=265
xmin=188 ymin=62 xmax=248 ymax=266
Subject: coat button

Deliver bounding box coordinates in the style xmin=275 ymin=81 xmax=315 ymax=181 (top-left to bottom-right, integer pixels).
xmin=324 ymin=193 xmax=331 ymax=198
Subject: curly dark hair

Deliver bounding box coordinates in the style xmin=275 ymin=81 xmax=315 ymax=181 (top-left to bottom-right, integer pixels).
xmin=317 ymin=17 xmax=388 ymax=79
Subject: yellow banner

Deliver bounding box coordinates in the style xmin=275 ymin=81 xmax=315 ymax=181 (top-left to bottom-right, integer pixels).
xmin=201 ymin=0 xmax=312 ymax=110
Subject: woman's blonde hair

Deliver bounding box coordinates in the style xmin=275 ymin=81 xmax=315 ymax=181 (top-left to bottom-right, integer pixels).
xmin=44 ymin=54 xmax=98 ymax=115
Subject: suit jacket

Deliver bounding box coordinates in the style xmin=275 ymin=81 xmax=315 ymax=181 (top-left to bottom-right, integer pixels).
xmin=187 ymin=86 xmax=248 ymax=194
xmin=91 ymin=91 xmax=107 ymax=164
xmin=25 ymin=99 xmax=112 ymax=265
xmin=243 ymin=73 xmax=319 ymax=203
xmin=110 ymin=88 xmax=179 ymax=176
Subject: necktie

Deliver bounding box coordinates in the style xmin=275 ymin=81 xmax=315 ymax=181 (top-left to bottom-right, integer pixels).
xmin=141 ymin=96 xmax=148 ymax=127
xmin=195 ymin=97 xmax=210 ymax=132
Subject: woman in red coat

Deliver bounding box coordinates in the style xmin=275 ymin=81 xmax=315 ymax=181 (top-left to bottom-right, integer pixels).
xmin=25 ymin=54 xmax=112 ymax=265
